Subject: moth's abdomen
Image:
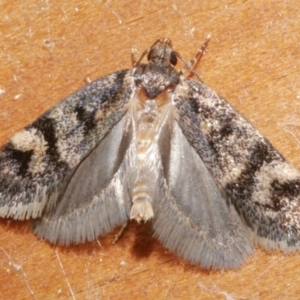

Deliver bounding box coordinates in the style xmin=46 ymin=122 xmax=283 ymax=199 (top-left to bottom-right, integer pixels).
xmin=130 ymin=99 xmax=171 ymax=223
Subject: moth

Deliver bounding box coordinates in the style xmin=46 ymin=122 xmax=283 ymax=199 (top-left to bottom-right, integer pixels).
xmin=1 ymin=37 xmax=300 ymax=270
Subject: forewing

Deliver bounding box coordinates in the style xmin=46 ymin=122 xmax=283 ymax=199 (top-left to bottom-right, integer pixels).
xmin=153 ymin=119 xmax=252 ymax=269
xmin=173 ymin=77 xmax=300 ymax=252
xmin=0 ymin=70 xmax=134 ymax=220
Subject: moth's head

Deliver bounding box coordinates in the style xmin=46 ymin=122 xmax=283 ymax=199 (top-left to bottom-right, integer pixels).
xmin=133 ymin=38 xmax=180 ymax=99
xmin=146 ymin=38 xmax=178 ymax=67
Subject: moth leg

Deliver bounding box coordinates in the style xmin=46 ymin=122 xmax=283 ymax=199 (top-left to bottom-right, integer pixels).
xmin=112 ymin=221 xmax=129 ymax=244
xmin=188 ymin=34 xmax=211 ymax=69
xmin=132 ymin=48 xmax=150 ymax=67
xmin=131 ymin=49 xmax=138 ymax=67
xmin=177 ymin=35 xmax=211 ymax=80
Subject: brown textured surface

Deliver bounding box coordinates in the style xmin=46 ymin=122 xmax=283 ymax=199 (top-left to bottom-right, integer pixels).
xmin=1 ymin=0 xmax=300 ymax=299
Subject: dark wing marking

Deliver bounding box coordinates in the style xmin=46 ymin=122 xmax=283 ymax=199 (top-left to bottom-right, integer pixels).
xmin=0 ymin=70 xmax=134 ymax=220
xmin=173 ymin=77 xmax=300 ymax=252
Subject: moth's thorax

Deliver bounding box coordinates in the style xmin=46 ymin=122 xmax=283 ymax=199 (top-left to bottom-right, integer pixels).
xmin=130 ymin=96 xmax=171 ymax=223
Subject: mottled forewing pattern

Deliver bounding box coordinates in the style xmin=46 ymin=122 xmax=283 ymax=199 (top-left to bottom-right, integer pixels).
xmin=0 ymin=70 xmax=133 ymax=220
xmin=173 ymin=77 xmax=300 ymax=251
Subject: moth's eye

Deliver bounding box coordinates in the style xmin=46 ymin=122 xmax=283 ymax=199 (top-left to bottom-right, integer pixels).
xmin=170 ymin=52 xmax=177 ymax=66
